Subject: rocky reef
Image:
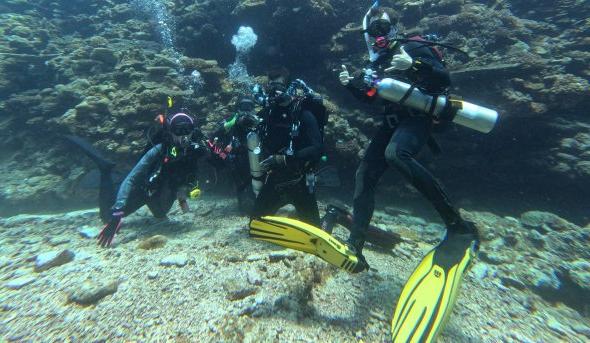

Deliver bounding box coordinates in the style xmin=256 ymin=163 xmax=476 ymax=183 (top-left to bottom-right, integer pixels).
xmin=0 ymin=0 xmax=588 ymax=220
xmin=0 ymin=0 xmax=588 ymax=221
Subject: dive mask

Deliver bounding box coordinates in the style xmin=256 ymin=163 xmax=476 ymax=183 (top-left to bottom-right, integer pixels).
xmin=269 ymin=91 xmax=292 ymax=107
xmin=366 ymin=18 xmax=392 ymax=37
xmin=237 ymin=99 xmax=255 ymax=112
xmin=168 ymin=113 xmax=195 ymax=148
xmin=267 ymin=81 xmax=291 ymax=107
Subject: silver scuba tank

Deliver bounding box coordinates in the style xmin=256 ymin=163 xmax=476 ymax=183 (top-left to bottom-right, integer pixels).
xmin=375 ymin=78 xmax=498 ymax=133
xmin=247 ymin=131 xmax=263 ymax=196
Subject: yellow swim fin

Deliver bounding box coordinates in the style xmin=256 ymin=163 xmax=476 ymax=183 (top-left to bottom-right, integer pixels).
xmin=391 ymin=231 xmax=478 ymax=343
xmin=249 ymin=216 xmax=361 ymax=273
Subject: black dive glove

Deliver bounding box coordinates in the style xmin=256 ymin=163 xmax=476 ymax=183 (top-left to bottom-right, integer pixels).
xmin=259 ymin=154 xmax=287 ymax=172
xmin=97 ymin=210 xmax=124 ymax=248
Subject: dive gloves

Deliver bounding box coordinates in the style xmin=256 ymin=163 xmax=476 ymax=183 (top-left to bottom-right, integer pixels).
xmin=97 ymin=210 xmax=124 ymax=248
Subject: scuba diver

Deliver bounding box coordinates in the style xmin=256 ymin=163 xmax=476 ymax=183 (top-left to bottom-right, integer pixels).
xmin=65 ymin=111 xmax=206 ymax=247
xmin=207 ymin=96 xmax=260 ymax=215
xmin=336 ymin=2 xmax=498 ymax=342
xmin=247 ymin=70 xmax=324 ymax=226
xmin=248 ymin=73 xmax=379 ymax=273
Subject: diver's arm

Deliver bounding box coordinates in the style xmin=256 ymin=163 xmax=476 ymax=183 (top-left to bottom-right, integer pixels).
xmin=403 ymin=42 xmax=451 ymax=93
xmin=211 ymin=114 xmax=235 ymax=140
xmin=346 ymin=81 xmax=379 ymax=103
xmin=289 ymin=110 xmax=322 ymax=165
xmin=113 ymin=144 xmax=163 ymax=211
xmin=344 ymin=55 xmax=395 ymax=103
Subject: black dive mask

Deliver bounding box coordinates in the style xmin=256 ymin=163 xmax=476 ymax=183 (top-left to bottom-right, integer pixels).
xmin=267 ymin=81 xmax=291 ymax=107
xmin=237 ymin=99 xmax=255 ymax=112
xmin=269 ymin=91 xmax=292 ymax=107
xmin=366 ymin=18 xmax=392 ymax=37
xmin=167 ymin=113 xmax=195 ymax=148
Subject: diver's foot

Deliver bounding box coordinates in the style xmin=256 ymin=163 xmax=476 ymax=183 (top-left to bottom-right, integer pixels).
xmin=345 ymin=241 xmax=370 ymax=273
xmin=62 ymin=134 xmax=116 ymax=172
xmin=447 ymin=219 xmax=478 ymax=236
xmin=320 ymin=205 xmax=339 ymax=234
xmin=446 ymin=219 xmax=480 ymax=251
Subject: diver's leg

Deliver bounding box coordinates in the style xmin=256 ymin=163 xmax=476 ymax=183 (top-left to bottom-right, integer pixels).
xmin=61 ymin=135 xmax=118 ymax=223
xmin=385 ymin=116 xmax=468 ymax=233
xmin=117 ymin=187 xmax=147 ymax=218
xmin=234 ymin=155 xmax=256 ymax=215
xmin=146 ymin=181 xmax=175 ymax=218
xmin=237 ymin=186 xmax=256 ymax=216
xmin=250 ymin=182 xmax=286 ymax=220
xmin=291 ymin=182 xmax=321 ymax=227
xmin=63 ymin=135 xmax=115 ymax=172
xmin=349 ymin=126 xmax=391 ymax=251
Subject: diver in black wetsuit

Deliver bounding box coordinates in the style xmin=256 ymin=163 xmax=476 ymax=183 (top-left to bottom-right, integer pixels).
xmin=65 ymin=112 xmax=206 ymax=247
xmin=250 ymin=72 xmax=323 ymax=226
xmin=338 ymin=6 xmax=477 ymax=267
xmin=207 ymin=97 xmax=259 ymax=215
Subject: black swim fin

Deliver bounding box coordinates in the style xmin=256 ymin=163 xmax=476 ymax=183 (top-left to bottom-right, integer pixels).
xmin=321 ymin=204 xmax=402 ymax=249
xmin=63 ymin=135 xmax=115 ymax=172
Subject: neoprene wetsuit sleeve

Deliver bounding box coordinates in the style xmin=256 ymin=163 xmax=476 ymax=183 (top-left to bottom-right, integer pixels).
xmin=113 ymin=144 xmax=163 ymax=210
xmin=403 ymin=41 xmax=451 ymax=94
xmin=288 ymin=110 xmax=322 ymax=167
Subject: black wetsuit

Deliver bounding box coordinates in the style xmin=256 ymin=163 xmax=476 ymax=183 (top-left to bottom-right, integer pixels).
xmin=346 ymin=39 xmax=463 ymax=250
xmin=250 ymin=101 xmax=323 ymax=226
xmin=100 ymin=141 xmax=205 ymax=221
xmin=210 ymin=113 xmax=256 ymax=214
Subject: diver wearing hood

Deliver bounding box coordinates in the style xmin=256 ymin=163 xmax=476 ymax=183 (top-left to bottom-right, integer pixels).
xmin=338 ymin=5 xmax=476 ymax=262
xmin=249 ymin=70 xmax=324 ymax=226
xmin=65 ymin=111 xmax=207 ymax=247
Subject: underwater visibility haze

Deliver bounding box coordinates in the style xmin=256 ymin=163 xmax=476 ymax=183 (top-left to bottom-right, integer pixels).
xmin=0 ymin=0 xmax=589 ymax=342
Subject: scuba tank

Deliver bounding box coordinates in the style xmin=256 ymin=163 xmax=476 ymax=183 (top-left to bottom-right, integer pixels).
xmin=375 ymin=78 xmax=498 ymax=133
xmin=247 ymin=131 xmax=263 ymax=196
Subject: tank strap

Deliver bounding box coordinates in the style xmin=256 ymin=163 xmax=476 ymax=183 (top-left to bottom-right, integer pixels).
xmin=428 ymin=95 xmax=438 ymax=116
xmin=439 ymin=96 xmax=462 ymax=121
xmin=398 ymin=84 xmax=416 ymax=106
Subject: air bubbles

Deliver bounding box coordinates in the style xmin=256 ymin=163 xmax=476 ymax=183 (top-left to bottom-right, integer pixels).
xmin=228 ymin=26 xmax=258 ymax=92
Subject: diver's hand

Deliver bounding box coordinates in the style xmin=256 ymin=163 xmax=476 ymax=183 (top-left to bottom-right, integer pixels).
xmin=363 ymin=68 xmax=377 ymax=87
xmin=97 ymin=210 xmax=124 ymax=248
xmin=385 ymin=47 xmax=413 ymax=72
xmin=339 ymin=65 xmax=354 ymax=86
xmin=207 ymin=139 xmax=227 ymax=160
xmin=260 ymin=154 xmax=287 ymax=172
